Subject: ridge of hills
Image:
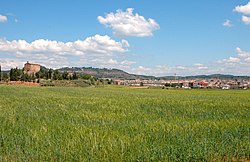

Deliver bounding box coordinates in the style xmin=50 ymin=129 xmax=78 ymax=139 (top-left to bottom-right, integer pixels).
xmin=57 ymin=67 xmax=250 ymax=80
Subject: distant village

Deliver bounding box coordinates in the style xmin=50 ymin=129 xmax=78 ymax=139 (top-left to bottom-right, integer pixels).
xmin=113 ymin=78 xmax=250 ymax=89
xmin=0 ymin=62 xmax=250 ymax=89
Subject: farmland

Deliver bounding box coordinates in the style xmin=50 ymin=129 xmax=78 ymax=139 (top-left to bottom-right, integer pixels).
xmin=0 ymin=85 xmax=249 ymax=161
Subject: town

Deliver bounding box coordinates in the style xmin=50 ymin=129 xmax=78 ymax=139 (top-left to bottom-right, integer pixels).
xmin=113 ymin=78 xmax=250 ymax=89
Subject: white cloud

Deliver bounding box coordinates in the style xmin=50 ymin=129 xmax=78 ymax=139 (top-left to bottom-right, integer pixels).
xmin=222 ymin=57 xmax=241 ymax=63
xmin=175 ymin=66 xmax=186 ymax=70
xmin=98 ymin=8 xmax=160 ymax=37
xmin=245 ymin=57 xmax=250 ymax=62
xmin=0 ymin=14 xmax=7 ymax=22
xmin=194 ymin=63 xmax=204 ymax=67
xmin=193 ymin=63 xmax=208 ymax=70
xmin=0 ymin=35 xmax=128 ymax=55
xmin=223 ymin=19 xmax=232 ymax=27
xmin=130 ymin=48 xmax=250 ymax=76
xmin=234 ymin=2 xmax=250 ymax=25
xmin=234 ymin=1 xmax=250 ymax=15
xmin=0 ymin=35 xmax=131 ymax=69
xmin=236 ymin=47 xmax=250 ymax=57
xmin=197 ymin=66 xmax=208 ymax=70
xmin=219 ymin=49 xmax=245 ymax=65
xmin=129 ymin=64 xmax=210 ymax=76
xmin=216 ymin=48 xmax=250 ymax=75
xmin=138 ymin=66 xmax=151 ymax=71
xmin=120 ymin=60 xmax=136 ymax=65
xmin=242 ymin=15 xmax=250 ymax=24
xmin=0 ymin=58 xmax=24 ymax=70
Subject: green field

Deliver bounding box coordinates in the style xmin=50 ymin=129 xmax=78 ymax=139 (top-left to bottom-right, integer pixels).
xmin=0 ymin=85 xmax=249 ymax=161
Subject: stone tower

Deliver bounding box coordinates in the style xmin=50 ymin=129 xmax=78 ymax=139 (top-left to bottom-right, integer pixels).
xmin=23 ymin=61 xmax=40 ymax=75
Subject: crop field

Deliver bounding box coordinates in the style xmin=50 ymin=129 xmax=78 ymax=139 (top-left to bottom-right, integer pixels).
xmin=0 ymin=85 xmax=249 ymax=161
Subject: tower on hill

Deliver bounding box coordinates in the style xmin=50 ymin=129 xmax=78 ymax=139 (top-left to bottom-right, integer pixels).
xmin=23 ymin=61 xmax=40 ymax=75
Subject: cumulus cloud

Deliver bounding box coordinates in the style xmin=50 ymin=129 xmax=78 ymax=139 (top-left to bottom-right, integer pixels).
xmin=222 ymin=57 xmax=241 ymax=63
xmin=236 ymin=47 xmax=250 ymax=57
xmin=129 ymin=64 xmax=210 ymax=76
xmin=234 ymin=2 xmax=250 ymax=24
xmin=0 ymin=58 xmax=24 ymax=70
xmin=194 ymin=63 xmax=204 ymax=67
xmin=0 ymin=35 xmax=132 ymax=69
xmin=120 ymin=60 xmax=136 ymax=65
xmin=242 ymin=15 xmax=250 ymax=24
xmin=0 ymin=35 xmax=128 ymax=55
xmin=223 ymin=19 xmax=232 ymax=27
xmin=130 ymin=48 xmax=250 ymax=76
xmin=98 ymin=8 xmax=160 ymax=37
xmin=197 ymin=66 xmax=208 ymax=70
xmin=194 ymin=63 xmax=208 ymax=70
xmin=234 ymin=1 xmax=250 ymax=15
xmin=245 ymin=57 xmax=250 ymax=62
xmin=0 ymin=14 xmax=7 ymax=22
xmin=216 ymin=48 xmax=250 ymax=75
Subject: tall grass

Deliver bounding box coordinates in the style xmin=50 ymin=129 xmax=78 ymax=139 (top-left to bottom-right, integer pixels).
xmin=0 ymin=85 xmax=249 ymax=161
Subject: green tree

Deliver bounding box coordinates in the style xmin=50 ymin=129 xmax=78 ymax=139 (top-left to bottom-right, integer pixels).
xmin=52 ymin=70 xmax=60 ymax=80
xmin=31 ymin=74 xmax=36 ymax=82
xmin=2 ymin=73 xmax=9 ymax=81
xmin=81 ymin=74 xmax=92 ymax=80
xmin=46 ymin=69 xmax=53 ymax=80
xmin=21 ymin=73 xmax=31 ymax=82
xmin=62 ymin=71 xmax=69 ymax=80
xmin=72 ymin=72 xmax=78 ymax=80
xmin=10 ymin=68 xmax=22 ymax=81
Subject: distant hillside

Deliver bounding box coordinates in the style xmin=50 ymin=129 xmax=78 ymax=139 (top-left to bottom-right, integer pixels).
xmin=57 ymin=67 xmax=157 ymax=80
xmin=57 ymin=67 xmax=250 ymax=80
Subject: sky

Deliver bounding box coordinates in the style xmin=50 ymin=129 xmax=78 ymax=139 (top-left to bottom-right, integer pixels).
xmin=0 ymin=0 xmax=250 ymax=76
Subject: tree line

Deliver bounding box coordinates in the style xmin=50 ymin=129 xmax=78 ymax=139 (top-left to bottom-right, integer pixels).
xmin=0 ymin=66 xmax=97 ymax=82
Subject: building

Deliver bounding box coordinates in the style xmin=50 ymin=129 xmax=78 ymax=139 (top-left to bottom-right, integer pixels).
xmin=23 ymin=61 xmax=40 ymax=75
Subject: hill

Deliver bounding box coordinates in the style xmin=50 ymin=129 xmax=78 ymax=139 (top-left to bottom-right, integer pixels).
xmin=57 ymin=67 xmax=157 ymax=80
xmin=57 ymin=67 xmax=250 ymax=80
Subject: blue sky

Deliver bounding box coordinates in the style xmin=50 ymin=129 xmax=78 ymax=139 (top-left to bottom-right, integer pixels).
xmin=0 ymin=0 xmax=250 ymax=76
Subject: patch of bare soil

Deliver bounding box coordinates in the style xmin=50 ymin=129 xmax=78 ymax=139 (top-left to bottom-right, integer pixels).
xmin=3 ymin=81 xmax=40 ymax=86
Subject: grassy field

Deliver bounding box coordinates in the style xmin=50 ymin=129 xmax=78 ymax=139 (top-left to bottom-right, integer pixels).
xmin=0 ymin=85 xmax=249 ymax=161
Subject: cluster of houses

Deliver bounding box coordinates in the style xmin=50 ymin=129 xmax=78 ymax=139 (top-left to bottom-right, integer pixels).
xmin=113 ymin=78 xmax=250 ymax=89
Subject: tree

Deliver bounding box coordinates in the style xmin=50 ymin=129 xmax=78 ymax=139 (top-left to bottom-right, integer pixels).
xmin=10 ymin=68 xmax=22 ymax=81
xmin=35 ymin=71 xmax=41 ymax=79
xmin=2 ymin=73 xmax=9 ymax=81
xmin=46 ymin=69 xmax=53 ymax=80
xmin=52 ymin=70 xmax=60 ymax=80
xmin=72 ymin=72 xmax=78 ymax=80
xmin=62 ymin=71 xmax=69 ymax=80
xmin=9 ymin=68 xmax=15 ymax=81
xmin=31 ymin=74 xmax=36 ymax=82
xmin=81 ymin=74 xmax=92 ymax=80
xmin=21 ymin=73 xmax=31 ymax=82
